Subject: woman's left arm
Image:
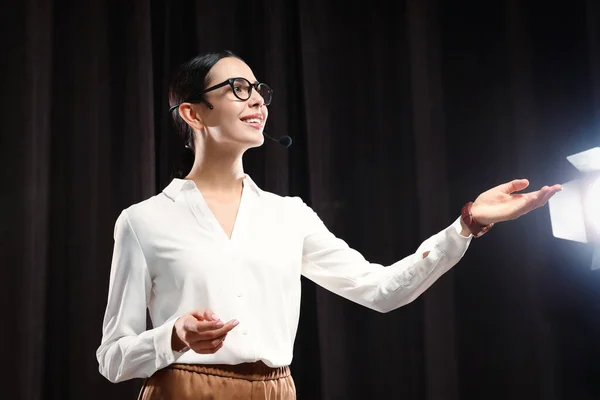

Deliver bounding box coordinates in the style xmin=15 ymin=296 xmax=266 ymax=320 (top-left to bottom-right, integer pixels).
xmin=299 ymin=179 xmax=562 ymax=313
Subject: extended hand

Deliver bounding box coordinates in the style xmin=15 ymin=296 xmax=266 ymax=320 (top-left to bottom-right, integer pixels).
xmin=471 ymin=179 xmax=562 ymax=226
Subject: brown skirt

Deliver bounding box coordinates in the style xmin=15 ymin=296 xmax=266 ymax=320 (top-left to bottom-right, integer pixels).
xmin=137 ymin=361 xmax=296 ymax=400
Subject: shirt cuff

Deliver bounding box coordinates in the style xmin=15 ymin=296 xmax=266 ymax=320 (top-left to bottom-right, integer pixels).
xmin=153 ymin=317 xmax=187 ymax=369
xmin=435 ymin=216 xmax=472 ymax=259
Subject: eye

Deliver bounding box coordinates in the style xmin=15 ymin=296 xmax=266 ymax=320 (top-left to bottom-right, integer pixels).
xmin=233 ymin=79 xmax=251 ymax=91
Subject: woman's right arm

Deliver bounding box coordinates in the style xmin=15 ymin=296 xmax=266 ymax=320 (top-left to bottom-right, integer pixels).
xmin=96 ymin=210 xmax=183 ymax=383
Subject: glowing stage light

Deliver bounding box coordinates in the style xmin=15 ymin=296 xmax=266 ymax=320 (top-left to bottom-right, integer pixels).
xmin=586 ymin=177 xmax=600 ymax=235
xmin=548 ymin=147 xmax=600 ymax=270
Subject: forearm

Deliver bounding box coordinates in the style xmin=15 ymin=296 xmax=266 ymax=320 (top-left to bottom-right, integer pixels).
xmin=303 ymin=246 xmax=455 ymax=313
xmin=374 ymin=218 xmax=471 ymax=311
xmin=302 ymin=217 xmax=472 ymax=313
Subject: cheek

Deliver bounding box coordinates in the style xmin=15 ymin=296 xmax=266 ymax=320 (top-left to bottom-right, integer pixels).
xmin=229 ymin=102 xmax=249 ymax=121
xmin=212 ymin=102 xmax=245 ymax=125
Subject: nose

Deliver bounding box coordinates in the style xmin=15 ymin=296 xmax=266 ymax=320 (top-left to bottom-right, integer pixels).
xmin=248 ymin=87 xmax=265 ymax=108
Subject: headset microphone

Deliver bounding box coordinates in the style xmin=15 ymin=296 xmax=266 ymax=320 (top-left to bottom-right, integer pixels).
xmin=263 ymin=133 xmax=292 ymax=148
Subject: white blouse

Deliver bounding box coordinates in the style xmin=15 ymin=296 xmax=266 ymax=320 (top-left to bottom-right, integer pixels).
xmin=96 ymin=175 xmax=472 ymax=383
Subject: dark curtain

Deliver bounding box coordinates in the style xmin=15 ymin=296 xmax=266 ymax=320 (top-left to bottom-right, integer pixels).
xmin=3 ymin=0 xmax=600 ymax=399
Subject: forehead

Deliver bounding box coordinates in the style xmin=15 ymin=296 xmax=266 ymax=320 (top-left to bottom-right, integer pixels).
xmin=207 ymin=57 xmax=257 ymax=85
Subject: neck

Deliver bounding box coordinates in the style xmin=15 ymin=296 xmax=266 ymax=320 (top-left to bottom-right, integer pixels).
xmin=186 ymin=144 xmax=245 ymax=194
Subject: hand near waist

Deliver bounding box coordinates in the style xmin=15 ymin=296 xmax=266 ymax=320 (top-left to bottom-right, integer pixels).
xmin=172 ymin=308 xmax=239 ymax=354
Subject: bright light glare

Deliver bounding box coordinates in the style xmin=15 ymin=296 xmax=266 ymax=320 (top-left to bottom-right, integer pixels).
xmin=567 ymin=147 xmax=600 ymax=173
xmin=549 ymin=180 xmax=588 ymax=243
xmin=586 ymin=177 xmax=600 ymax=236
xmin=551 ymin=147 xmax=600 ymax=270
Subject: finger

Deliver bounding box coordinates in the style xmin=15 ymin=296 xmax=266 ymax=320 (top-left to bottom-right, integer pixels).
xmin=498 ymin=179 xmax=530 ymax=194
xmin=183 ymin=316 xmax=206 ymax=334
xmin=195 ymin=340 xmax=224 ymax=355
xmin=180 ymin=316 xmax=204 ymax=343
xmin=203 ymin=310 xmax=221 ymax=322
xmin=182 ymin=318 xmax=223 ymax=341
xmin=531 ymin=186 xmax=551 ymax=205
xmin=195 ymin=319 xmax=239 ymax=340
xmin=190 ymin=334 xmax=227 ymax=351
xmin=191 ymin=319 xmax=227 ymax=333
xmin=189 ymin=308 xmax=214 ymax=321
xmin=528 ymin=186 xmax=548 ymax=208
xmin=525 ymin=184 xmax=562 ymax=201
xmin=538 ymin=186 xmax=559 ymax=207
xmin=526 ymin=185 xmax=559 ymax=211
xmin=190 ymin=308 xmax=221 ymax=323
xmin=508 ymin=184 xmax=558 ymax=218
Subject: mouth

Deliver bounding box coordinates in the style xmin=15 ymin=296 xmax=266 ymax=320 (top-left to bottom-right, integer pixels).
xmin=240 ymin=114 xmax=265 ymax=130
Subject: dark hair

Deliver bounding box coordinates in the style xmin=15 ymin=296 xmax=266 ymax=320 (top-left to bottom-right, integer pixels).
xmin=168 ymin=50 xmax=244 ymax=179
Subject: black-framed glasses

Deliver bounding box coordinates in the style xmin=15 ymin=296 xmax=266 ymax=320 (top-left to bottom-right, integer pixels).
xmin=169 ymin=77 xmax=273 ymax=112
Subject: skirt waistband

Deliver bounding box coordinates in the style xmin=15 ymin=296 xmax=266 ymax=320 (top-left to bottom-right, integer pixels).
xmin=167 ymin=362 xmax=290 ymax=381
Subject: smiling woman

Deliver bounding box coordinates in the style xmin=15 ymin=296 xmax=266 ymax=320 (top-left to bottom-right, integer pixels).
xmin=96 ymin=51 xmax=562 ymax=400
xmin=167 ymin=51 xmax=271 ymax=179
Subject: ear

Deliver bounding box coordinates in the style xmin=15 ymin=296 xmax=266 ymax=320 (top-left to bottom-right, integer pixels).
xmin=177 ymin=103 xmax=207 ymax=131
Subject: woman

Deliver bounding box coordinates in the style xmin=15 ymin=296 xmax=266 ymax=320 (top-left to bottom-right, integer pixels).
xmin=96 ymin=51 xmax=561 ymax=399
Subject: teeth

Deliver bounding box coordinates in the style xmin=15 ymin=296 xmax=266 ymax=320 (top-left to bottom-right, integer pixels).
xmin=244 ymin=118 xmax=261 ymax=124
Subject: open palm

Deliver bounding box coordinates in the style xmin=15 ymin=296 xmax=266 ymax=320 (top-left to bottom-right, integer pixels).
xmin=471 ymin=179 xmax=562 ymax=226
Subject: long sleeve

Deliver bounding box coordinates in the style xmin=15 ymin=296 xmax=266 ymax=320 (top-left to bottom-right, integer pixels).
xmin=298 ymin=198 xmax=472 ymax=313
xmin=96 ymin=211 xmax=182 ymax=383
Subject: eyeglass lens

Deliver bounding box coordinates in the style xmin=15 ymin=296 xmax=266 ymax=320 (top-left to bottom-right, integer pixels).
xmin=232 ymin=78 xmax=272 ymax=105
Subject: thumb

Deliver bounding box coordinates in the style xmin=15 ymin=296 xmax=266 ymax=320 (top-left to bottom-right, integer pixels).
xmin=498 ymin=179 xmax=529 ymax=194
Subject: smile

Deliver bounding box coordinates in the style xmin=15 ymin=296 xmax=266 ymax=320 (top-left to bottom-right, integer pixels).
xmin=240 ymin=114 xmax=265 ymax=129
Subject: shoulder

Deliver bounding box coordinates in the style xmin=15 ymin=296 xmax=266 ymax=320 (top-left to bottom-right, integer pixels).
xmin=243 ymin=174 xmax=305 ymax=212
xmin=256 ymin=188 xmax=323 ymax=233
xmin=252 ymin=183 xmax=309 ymax=215
xmin=114 ymin=179 xmax=189 ymax=236
xmin=124 ymin=193 xmax=170 ymax=221
xmin=260 ymin=190 xmax=302 ymax=207
xmin=112 ymin=192 xmax=170 ymax=237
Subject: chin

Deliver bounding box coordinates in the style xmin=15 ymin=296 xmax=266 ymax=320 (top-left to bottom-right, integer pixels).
xmin=245 ymin=128 xmax=265 ymax=143
xmin=223 ymin=125 xmax=265 ymax=149
xmin=232 ymin=132 xmax=264 ymax=150
xmin=247 ymin=134 xmax=265 ymax=148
